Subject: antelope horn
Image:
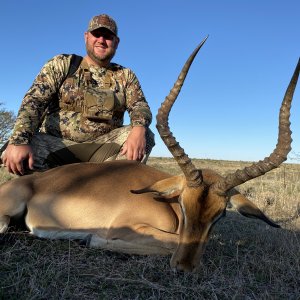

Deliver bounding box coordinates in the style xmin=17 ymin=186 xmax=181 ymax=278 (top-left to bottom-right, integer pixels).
xmin=214 ymin=58 xmax=300 ymax=193
xmin=156 ymin=36 xmax=208 ymax=187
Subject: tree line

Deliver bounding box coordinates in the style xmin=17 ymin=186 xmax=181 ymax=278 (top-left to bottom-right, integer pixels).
xmin=0 ymin=102 xmax=16 ymax=147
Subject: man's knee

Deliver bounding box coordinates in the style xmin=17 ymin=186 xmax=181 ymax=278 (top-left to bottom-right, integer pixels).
xmin=145 ymin=128 xmax=155 ymax=155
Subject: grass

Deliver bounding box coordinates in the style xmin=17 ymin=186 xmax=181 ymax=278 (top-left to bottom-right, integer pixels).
xmin=0 ymin=157 xmax=299 ymax=299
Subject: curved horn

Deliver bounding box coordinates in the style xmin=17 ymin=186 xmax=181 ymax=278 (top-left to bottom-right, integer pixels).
xmin=156 ymin=36 xmax=208 ymax=187
xmin=214 ymin=58 xmax=300 ymax=192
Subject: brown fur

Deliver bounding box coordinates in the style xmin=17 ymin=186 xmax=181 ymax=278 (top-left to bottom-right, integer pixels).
xmin=0 ymin=160 xmax=275 ymax=272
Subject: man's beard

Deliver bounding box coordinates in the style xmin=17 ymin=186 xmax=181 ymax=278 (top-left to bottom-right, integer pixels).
xmin=86 ymin=45 xmax=116 ymax=66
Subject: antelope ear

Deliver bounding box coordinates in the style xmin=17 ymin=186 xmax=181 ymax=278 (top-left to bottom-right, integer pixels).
xmin=228 ymin=190 xmax=280 ymax=228
xmin=131 ymin=175 xmax=185 ymax=199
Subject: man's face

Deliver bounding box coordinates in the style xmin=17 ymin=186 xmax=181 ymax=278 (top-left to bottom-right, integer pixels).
xmin=84 ymin=28 xmax=119 ymax=66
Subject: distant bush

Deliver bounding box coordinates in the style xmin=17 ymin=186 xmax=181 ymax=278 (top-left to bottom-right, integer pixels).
xmin=0 ymin=102 xmax=15 ymax=146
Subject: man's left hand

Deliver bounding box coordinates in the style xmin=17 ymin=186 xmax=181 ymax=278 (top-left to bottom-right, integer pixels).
xmin=120 ymin=126 xmax=146 ymax=161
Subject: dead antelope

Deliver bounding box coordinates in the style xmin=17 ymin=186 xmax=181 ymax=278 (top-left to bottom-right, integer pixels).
xmin=0 ymin=37 xmax=299 ymax=272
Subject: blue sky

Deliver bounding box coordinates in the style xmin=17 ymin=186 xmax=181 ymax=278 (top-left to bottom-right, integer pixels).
xmin=1 ymin=0 xmax=299 ymax=162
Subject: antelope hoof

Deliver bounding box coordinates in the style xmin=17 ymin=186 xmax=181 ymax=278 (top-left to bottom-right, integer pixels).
xmin=0 ymin=216 xmax=10 ymax=233
xmin=80 ymin=234 xmax=93 ymax=246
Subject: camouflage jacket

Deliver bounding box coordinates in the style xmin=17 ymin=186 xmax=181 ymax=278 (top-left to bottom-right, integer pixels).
xmin=9 ymin=54 xmax=152 ymax=144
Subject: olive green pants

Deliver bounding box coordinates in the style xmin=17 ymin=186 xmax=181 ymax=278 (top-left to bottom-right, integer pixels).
xmin=1 ymin=126 xmax=155 ymax=173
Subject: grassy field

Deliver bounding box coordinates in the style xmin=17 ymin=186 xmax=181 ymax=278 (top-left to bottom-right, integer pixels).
xmin=0 ymin=157 xmax=299 ymax=299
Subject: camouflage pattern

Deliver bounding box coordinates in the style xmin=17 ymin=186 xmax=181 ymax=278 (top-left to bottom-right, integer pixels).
xmin=9 ymin=54 xmax=152 ymax=145
xmin=87 ymin=14 xmax=118 ymax=36
xmin=28 ymin=126 xmax=155 ymax=171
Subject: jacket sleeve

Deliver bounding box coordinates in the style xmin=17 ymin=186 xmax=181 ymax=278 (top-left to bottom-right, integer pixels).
xmin=9 ymin=55 xmax=71 ymax=145
xmin=124 ymin=69 xmax=152 ymax=127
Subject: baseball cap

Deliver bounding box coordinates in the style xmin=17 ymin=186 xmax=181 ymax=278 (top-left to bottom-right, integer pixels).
xmin=87 ymin=14 xmax=118 ymax=36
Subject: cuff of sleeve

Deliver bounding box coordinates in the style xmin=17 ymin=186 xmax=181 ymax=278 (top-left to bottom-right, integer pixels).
xmin=8 ymin=136 xmax=30 ymax=145
xmin=131 ymin=120 xmax=149 ymax=127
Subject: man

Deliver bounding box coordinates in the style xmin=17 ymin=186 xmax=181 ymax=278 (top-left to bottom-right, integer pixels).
xmin=1 ymin=14 xmax=154 ymax=175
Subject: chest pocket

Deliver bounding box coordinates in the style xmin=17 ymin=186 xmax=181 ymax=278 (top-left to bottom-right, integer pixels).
xmin=83 ymin=86 xmax=116 ymax=120
xmin=59 ymin=61 xmax=121 ymax=120
xmin=60 ymin=77 xmax=84 ymax=106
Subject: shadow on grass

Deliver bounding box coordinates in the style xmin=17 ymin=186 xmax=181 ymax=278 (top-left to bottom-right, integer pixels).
xmin=0 ymin=209 xmax=299 ymax=299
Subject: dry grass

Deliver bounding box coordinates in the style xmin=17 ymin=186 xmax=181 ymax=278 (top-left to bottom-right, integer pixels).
xmin=0 ymin=157 xmax=299 ymax=299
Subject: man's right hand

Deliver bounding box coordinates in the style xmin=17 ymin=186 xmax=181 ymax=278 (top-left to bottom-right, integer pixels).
xmin=1 ymin=144 xmax=35 ymax=175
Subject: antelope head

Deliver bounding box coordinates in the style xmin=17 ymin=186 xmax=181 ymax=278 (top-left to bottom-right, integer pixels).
xmin=134 ymin=37 xmax=300 ymax=272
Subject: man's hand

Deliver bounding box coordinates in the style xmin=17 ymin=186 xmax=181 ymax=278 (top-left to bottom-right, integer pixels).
xmin=1 ymin=144 xmax=35 ymax=175
xmin=120 ymin=126 xmax=146 ymax=161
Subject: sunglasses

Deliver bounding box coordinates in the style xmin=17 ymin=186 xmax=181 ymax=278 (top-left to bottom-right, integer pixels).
xmin=90 ymin=29 xmax=115 ymax=40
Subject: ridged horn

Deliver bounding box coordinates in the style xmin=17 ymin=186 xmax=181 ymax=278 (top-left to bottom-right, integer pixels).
xmin=156 ymin=36 xmax=208 ymax=187
xmin=214 ymin=58 xmax=300 ymax=193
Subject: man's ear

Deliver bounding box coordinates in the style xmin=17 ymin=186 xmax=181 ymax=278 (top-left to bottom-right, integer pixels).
xmin=114 ymin=36 xmax=120 ymax=49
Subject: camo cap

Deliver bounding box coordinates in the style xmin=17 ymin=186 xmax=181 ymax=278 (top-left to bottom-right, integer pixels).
xmin=87 ymin=14 xmax=118 ymax=36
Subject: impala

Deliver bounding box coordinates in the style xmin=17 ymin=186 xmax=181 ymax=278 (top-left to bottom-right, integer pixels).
xmin=0 ymin=37 xmax=299 ymax=272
